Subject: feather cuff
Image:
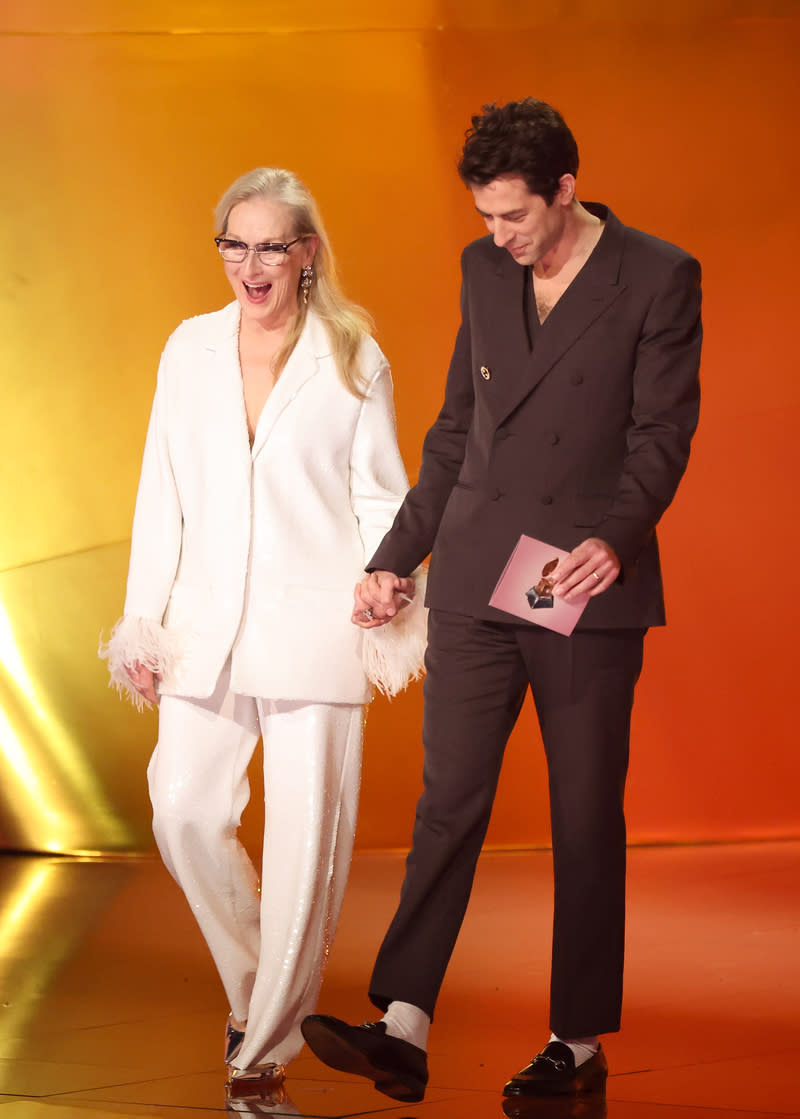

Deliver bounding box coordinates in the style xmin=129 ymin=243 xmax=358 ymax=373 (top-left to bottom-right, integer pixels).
xmin=98 ymin=616 xmax=180 ymax=712
xmin=362 ymin=568 xmax=428 ymax=698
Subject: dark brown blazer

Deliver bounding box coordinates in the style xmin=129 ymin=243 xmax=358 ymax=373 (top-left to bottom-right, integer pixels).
xmin=370 ymin=205 xmax=702 ymax=629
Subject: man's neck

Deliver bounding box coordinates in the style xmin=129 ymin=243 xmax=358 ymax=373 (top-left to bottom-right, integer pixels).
xmin=533 ymin=202 xmax=604 ymax=282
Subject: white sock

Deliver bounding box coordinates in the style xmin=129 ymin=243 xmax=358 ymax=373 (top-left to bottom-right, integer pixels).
xmin=550 ymin=1032 xmax=599 ymax=1067
xmin=381 ymin=1001 xmax=431 ymax=1051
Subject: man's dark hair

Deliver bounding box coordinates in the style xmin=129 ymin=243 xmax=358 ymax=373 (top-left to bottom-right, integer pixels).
xmin=457 ymin=98 xmax=579 ymax=205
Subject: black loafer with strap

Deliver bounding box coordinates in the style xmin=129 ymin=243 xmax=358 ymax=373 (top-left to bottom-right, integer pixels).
xmin=503 ymin=1041 xmax=608 ymax=1097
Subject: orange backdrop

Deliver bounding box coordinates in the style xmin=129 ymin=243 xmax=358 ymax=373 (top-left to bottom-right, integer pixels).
xmin=0 ymin=1 xmax=797 ymax=853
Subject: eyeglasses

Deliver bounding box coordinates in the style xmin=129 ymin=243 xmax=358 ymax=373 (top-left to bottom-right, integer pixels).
xmin=214 ymin=236 xmax=304 ymax=266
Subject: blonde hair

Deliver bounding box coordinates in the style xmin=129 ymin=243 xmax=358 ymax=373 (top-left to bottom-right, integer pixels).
xmin=215 ymin=167 xmax=372 ymax=397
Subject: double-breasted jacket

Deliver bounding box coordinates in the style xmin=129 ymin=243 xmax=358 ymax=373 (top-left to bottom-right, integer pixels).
xmin=370 ymin=205 xmax=702 ymax=629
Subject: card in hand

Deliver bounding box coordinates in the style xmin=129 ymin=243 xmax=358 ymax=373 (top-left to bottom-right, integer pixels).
xmin=489 ymin=534 xmax=590 ymax=636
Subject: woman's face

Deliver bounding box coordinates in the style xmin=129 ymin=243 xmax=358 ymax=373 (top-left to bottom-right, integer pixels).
xmin=221 ymin=197 xmax=317 ymax=332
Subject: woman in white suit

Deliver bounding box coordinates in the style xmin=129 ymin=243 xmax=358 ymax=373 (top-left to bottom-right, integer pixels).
xmin=100 ymin=167 xmax=424 ymax=1098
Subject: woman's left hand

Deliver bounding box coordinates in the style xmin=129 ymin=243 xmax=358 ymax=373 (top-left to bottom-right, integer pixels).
xmin=125 ymin=662 xmax=160 ymax=705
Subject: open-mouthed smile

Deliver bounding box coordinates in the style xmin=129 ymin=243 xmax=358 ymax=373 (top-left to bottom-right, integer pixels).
xmin=242 ymin=280 xmax=273 ymax=303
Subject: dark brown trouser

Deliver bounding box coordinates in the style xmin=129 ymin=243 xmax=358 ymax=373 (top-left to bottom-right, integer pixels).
xmin=369 ymin=609 xmax=645 ymax=1038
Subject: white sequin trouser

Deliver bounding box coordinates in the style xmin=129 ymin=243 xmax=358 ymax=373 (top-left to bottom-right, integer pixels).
xmin=147 ymin=664 xmax=363 ymax=1070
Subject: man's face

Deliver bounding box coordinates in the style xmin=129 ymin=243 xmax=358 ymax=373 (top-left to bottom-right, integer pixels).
xmin=470 ymin=174 xmax=569 ymax=268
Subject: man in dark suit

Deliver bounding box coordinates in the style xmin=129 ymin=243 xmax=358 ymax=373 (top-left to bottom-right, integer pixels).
xmin=302 ymin=98 xmax=702 ymax=1102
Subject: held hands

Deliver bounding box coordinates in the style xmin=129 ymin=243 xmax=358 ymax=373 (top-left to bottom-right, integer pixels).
xmin=352 ymin=570 xmax=415 ymax=629
xmin=348 ymin=540 xmax=615 ymax=624
xmin=552 ymin=537 xmax=621 ymax=601
xmin=125 ymin=662 xmax=160 ymax=705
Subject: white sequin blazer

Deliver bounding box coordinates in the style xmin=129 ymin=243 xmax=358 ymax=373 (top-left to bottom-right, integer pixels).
xmin=101 ymin=302 xmax=426 ymax=709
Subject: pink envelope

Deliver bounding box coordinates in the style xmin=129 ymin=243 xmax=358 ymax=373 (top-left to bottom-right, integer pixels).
xmin=489 ymin=534 xmax=590 ymax=636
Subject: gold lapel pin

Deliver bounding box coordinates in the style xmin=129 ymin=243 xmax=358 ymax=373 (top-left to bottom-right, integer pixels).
xmin=480 ymin=365 xmax=492 ymax=381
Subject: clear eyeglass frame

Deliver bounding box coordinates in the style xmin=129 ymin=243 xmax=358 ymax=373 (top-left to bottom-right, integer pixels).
xmin=214 ymin=236 xmax=304 ymax=266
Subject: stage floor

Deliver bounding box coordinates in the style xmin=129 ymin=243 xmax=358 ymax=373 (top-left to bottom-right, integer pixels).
xmin=0 ymin=840 xmax=797 ymax=1118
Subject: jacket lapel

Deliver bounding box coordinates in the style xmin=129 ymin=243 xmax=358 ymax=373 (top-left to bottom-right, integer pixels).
xmin=202 ymin=303 xmax=328 ymax=462
xmin=250 ymin=312 xmax=327 ymax=459
xmin=486 ymin=208 xmax=628 ymax=428
xmin=204 ymin=302 xmax=253 ymax=470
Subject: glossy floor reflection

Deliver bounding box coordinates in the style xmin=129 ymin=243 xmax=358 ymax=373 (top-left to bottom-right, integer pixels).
xmin=0 ymin=842 xmax=797 ymax=1117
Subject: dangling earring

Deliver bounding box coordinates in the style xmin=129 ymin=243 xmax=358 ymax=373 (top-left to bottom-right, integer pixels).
xmin=300 ymin=265 xmax=314 ymax=305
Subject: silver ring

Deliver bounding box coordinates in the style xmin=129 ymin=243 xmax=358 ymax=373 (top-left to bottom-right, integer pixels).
xmin=592 ymin=571 xmax=601 ymax=581
xmin=363 ymin=607 xmax=374 ymax=619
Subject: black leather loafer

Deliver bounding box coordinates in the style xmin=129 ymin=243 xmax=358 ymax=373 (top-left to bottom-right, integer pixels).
xmin=301 ymin=1014 xmax=428 ymax=1102
xmin=503 ymin=1042 xmax=608 ymax=1097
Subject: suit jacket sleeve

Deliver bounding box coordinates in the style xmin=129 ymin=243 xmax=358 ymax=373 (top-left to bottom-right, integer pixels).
xmin=123 ymin=332 xmax=184 ymax=621
xmin=351 ymin=350 xmax=428 ymax=696
xmin=349 ymin=356 xmax=411 ymax=561
xmin=594 ymin=252 xmax=702 ymax=568
xmin=368 ymin=257 xmax=475 ymax=575
xmin=99 ymin=332 xmax=184 ymax=708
